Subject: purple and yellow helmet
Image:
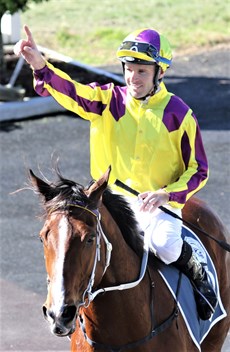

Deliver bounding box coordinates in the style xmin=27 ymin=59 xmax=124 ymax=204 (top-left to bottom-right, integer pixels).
xmin=116 ymin=28 xmax=172 ymax=72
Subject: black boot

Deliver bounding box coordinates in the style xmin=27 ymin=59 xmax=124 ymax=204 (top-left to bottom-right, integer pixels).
xmin=174 ymin=241 xmax=218 ymax=320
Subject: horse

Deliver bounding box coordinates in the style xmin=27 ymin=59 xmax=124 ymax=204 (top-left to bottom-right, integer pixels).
xmin=29 ymin=167 xmax=230 ymax=352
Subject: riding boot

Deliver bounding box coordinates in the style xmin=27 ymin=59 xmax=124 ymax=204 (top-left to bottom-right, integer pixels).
xmin=174 ymin=241 xmax=218 ymax=320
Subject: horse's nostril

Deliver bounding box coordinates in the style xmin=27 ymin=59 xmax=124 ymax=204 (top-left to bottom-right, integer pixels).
xmin=42 ymin=305 xmax=47 ymax=317
xmin=42 ymin=306 xmax=55 ymax=321
xmin=62 ymin=305 xmax=77 ymax=322
xmin=53 ymin=325 xmax=64 ymax=335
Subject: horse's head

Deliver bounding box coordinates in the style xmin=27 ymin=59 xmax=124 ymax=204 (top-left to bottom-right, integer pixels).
xmin=30 ymin=167 xmax=111 ymax=337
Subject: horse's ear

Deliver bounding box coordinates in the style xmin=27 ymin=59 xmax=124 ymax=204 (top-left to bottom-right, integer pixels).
xmin=85 ymin=166 xmax=111 ymax=206
xmin=29 ymin=169 xmax=55 ymax=203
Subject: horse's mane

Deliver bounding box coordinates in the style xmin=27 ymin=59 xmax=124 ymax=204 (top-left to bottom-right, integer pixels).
xmin=102 ymin=188 xmax=144 ymax=257
xmin=37 ymin=173 xmax=144 ymax=258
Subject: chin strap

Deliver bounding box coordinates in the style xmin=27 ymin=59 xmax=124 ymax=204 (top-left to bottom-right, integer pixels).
xmin=152 ymin=65 xmax=161 ymax=95
xmin=135 ymin=65 xmax=162 ymax=101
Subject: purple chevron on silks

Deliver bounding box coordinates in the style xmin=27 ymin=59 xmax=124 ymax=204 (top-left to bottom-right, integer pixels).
xmin=162 ymin=95 xmax=189 ymax=132
xmin=34 ymin=65 xmax=53 ymax=97
xmin=181 ymin=131 xmax=191 ymax=168
xmin=186 ymin=121 xmax=209 ymax=195
xmin=109 ymin=86 xmax=127 ymax=121
xmin=163 ymin=100 xmax=208 ymax=205
xmin=34 ymin=66 xmax=107 ymax=115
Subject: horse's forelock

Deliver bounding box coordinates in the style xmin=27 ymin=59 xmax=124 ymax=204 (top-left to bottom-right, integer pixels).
xmin=44 ymin=177 xmax=89 ymax=213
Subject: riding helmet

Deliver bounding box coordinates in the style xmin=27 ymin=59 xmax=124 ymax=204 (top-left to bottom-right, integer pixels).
xmin=116 ymin=28 xmax=172 ymax=72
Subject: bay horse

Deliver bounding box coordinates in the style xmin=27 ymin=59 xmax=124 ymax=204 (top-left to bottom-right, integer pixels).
xmin=29 ymin=167 xmax=230 ymax=352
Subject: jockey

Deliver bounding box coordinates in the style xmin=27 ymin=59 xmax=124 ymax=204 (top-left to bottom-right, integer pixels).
xmin=14 ymin=26 xmax=217 ymax=320
xmin=116 ymin=28 xmax=217 ymax=320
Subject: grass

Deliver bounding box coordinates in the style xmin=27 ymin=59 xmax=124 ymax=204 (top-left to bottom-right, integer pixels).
xmin=21 ymin=0 xmax=230 ymax=66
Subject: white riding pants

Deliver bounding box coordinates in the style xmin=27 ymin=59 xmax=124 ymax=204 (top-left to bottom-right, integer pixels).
xmin=126 ymin=197 xmax=183 ymax=264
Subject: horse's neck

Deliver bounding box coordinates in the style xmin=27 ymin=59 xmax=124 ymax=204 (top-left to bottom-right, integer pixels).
xmin=96 ymin=205 xmax=153 ymax=309
xmin=100 ymin=208 xmax=142 ymax=285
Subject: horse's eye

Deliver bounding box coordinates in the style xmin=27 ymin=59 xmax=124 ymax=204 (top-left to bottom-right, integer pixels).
xmin=39 ymin=229 xmax=50 ymax=245
xmin=86 ymin=234 xmax=96 ymax=245
xmin=44 ymin=230 xmax=50 ymax=241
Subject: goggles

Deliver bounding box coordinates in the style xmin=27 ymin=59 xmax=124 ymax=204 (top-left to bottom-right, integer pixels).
xmin=118 ymin=41 xmax=172 ymax=66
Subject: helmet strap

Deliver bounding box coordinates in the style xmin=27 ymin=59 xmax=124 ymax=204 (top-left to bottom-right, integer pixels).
xmin=152 ymin=65 xmax=161 ymax=95
xmin=138 ymin=64 xmax=162 ymax=100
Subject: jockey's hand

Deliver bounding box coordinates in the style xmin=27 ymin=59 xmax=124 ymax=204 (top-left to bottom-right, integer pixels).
xmin=138 ymin=189 xmax=169 ymax=213
xmin=14 ymin=25 xmax=46 ymax=70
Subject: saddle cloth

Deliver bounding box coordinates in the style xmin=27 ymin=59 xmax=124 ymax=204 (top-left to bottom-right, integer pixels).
xmin=158 ymin=225 xmax=227 ymax=351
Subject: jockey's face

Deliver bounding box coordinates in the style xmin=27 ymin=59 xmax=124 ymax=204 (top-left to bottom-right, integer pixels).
xmin=124 ymin=63 xmax=157 ymax=99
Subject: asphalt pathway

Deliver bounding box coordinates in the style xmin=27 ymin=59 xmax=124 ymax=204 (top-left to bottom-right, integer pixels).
xmin=0 ymin=47 xmax=229 ymax=351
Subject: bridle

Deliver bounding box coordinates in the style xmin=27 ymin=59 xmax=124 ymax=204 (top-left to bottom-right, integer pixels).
xmin=65 ymin=202 xmax=180 ymax=351
xmin=66 ymin=203 xmax=113 ymax=308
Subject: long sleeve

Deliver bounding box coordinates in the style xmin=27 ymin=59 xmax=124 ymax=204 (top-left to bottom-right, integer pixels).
xmin=164 ymin=110 xmax=208 ymax=208
xmin=33 ymin=62 xmax=113 ymax=120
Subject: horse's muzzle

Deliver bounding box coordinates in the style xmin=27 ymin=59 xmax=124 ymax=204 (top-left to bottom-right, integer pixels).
xmin=42 ymin=304 xmax=77 ymax=336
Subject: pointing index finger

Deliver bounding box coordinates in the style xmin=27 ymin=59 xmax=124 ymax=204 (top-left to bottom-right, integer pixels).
xmin=24 ymin=24 xmax=36 ymax=47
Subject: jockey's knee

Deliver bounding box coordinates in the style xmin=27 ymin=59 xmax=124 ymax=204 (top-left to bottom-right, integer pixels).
xmin=149 ymin=235 xmax=183 ymax=264
xmin=133 ymin=204 xmax=184 ymax=264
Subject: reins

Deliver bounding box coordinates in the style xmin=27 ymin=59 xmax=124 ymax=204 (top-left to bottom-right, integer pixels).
xmin=115 ymin=180 xmax=230 ymax=252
